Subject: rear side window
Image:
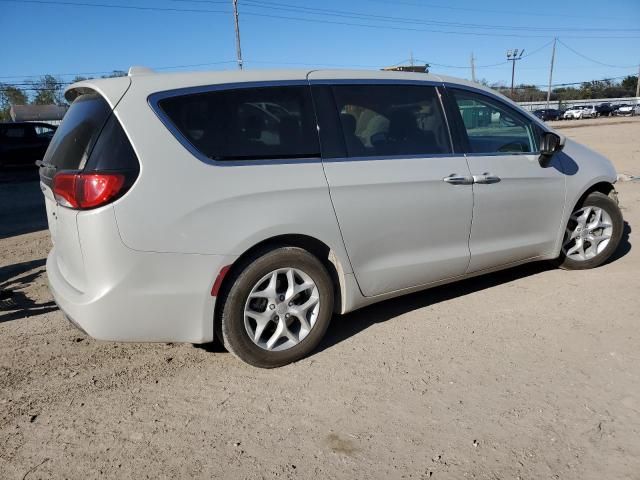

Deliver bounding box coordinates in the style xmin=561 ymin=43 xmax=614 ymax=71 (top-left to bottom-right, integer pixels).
xmin=331 ymin=84 xmax=451 ymax=157
xmin=84 ymin=114 xmax=139 ymax=172
xmin=157 ymin=86 xmax=320 ymax=161
xmin=42 ymin=93 xmax=111 ymax=170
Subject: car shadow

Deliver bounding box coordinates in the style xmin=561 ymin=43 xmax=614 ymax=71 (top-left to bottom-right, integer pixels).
xmin=605 ymin=221 xmax=631 ymax=265
xmin=0 ymin=258 xmax=57 ymax=323
xmin=316 ymin=261 xmax=553 ymax=355
xmin=316 ymin=225 xmax=632 ymax=354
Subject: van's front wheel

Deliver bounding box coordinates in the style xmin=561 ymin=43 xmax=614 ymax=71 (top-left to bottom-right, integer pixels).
xmin=559 ymin=191 xmax=623 ymax=270
xmin=218 ymin=247 xmax=334 ymax=368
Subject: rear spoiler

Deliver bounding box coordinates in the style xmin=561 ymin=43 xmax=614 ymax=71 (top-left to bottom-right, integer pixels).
xmin=64 ymin=76 xmax=132 ymax=109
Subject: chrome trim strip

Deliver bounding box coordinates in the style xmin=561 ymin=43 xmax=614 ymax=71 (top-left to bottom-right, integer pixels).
xmin=464 ymin=151 xmax=541 ymax=157
xmin=321 ymin=153 xmax=461 ymax=163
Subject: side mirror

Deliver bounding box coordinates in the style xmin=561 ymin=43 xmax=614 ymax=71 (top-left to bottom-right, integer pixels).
xmin=539 ymin=132 xmax=563 ymax=167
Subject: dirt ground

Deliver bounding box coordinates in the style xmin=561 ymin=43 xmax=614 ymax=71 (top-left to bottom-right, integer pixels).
xmin=1 ymin=118 xmax=639 ymax=479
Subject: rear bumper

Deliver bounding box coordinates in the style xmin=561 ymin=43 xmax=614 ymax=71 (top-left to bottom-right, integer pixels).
xmin=47 ymin=247 xmax=234 ymax=343
xmin=46 ymin=206 xmax=237 ymax=344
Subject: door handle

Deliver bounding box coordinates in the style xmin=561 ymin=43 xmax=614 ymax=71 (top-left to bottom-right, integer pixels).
xmin=443 ymin=174 xmax=474 ymax=185
xmin=473 ymin=173 xmax=501 ymax=184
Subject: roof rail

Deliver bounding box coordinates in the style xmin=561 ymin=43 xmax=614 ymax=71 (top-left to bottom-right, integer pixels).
xmin=128 ymin=66 xmax=155 ymax=76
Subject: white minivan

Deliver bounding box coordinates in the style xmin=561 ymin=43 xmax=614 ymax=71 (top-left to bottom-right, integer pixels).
xmin=40 ymin=69 xmax=623 ymax=367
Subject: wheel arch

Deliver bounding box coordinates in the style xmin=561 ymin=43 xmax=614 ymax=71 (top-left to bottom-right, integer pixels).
xmin=554 ymin=179 xmax=617 ymax=257
xmin=213 ymin=233 xmax=348 ymax=340
xmin=574 ymin=181 xmax=616 ymax=209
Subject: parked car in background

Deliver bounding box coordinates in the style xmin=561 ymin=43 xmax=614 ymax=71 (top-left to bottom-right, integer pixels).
xmin=563 ymin=106 xmax=585 ymax=120
xmin=533 ymin=108 xmax=562 ymax=121
xmin=0 ymin=122 xmax=57 ymax=168
xmin=615 ymin=104 xmax=640 ymax=116
xmin=581 ymin=105 xmax=598 ymax=119
xmin=40 ymin=69 xmax=623 ymax=367
xmin=612 ymin=104 xmax=629 ymax=116
xmin=596 ymin=103 xmax=615 ymax=116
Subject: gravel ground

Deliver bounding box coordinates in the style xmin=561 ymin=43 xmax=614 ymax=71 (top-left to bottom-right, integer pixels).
xmin=1 ymin=118 xmax=639 ymax=479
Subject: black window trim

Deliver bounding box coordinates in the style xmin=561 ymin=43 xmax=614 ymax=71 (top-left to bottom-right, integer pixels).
xmin=441 ymin=83 xmax=550 ymax=156
xmin=148 ymin=80 xmax=323 ymax=167
xmin=310 ymin=85 xmax=348 ymax=159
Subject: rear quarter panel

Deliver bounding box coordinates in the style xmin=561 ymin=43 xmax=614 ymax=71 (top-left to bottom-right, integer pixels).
xmin=110 ymin=82 xmax=353 ymax=274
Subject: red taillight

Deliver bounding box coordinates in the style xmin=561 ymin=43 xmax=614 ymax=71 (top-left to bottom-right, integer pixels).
xmin=53 ymin=172 xmax=126 ymax=210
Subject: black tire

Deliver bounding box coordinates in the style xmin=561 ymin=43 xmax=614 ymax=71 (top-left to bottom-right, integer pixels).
xmin=558 ymin=191 xmax=623 ymax=270
xmin=218 ymin=246 xmax=334 ymax=368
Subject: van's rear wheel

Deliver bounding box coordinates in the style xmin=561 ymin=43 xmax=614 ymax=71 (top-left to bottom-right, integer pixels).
xmin=559 ymin=192 xmax=623 ymax=270
xmin=218 ymin=247 xmax=334 ymax=368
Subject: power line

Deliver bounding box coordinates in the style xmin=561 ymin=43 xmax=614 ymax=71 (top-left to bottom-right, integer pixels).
xmin=0 ymin=46 xmax=552 ymax=81
xmin=353 ymin=0 xmax=632 ymax=22
xmin=2 ymin=77 xmax=636 ymax=95
xmin=557 ymin=39 xmax=638 ymax=68
xmin=504 ymin=74 xmax=633 ymax=89
xmin=3 ymin=0 xmax=640 ymax=39
xmin=179 ymin=0 xmax=634 ymax=24
xmin=0 ymin=61 xmax=237 ymax=80
xmin=0 ymin=0 xmax=230 ymax=13
xmin=237 ymin=9 xmax=640 ymax=39
xmin=2 ymin=73 xmax=635 ymax=93
xmin=177 ymin=0 xmax=640 ymax=33
xmin=415 ymin=39 xmax=554 ymax=70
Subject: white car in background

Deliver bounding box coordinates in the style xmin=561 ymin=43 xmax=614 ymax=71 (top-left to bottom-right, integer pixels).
xmin=581 ymin=105 xmax=598 ymax=119
xmin=616 ymin=104 xmax=640 ymax=116
xmin=563 ymin=106 xmax=585 ymax=120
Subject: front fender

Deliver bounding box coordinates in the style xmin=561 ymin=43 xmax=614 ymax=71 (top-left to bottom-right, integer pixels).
xmin=552 ymin=139 xmax=618 ymax=256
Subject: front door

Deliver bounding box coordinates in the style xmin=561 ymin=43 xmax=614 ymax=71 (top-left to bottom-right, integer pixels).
xmin=447 ymin=87 xmax=566 ymax=273
xmin=311 ymin=81 xmax=474 ymax=297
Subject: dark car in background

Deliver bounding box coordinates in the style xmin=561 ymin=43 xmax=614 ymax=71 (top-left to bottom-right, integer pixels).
xmin=0 ymin=122 xmax=57 ymax=168
xmin=595 ymin=103 xmax=615 ymax=117
xmin=533 ymin=108 xmax=562 ymax=121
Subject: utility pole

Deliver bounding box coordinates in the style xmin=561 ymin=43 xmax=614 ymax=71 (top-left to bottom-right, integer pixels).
xmin=636 ymin=63 xmax=640 ymax=98
xmin=470 ymin=52 xmax=476 ymax=83
xmin=232 ymin=0 xmax=243 ymax=70
xmin=546 ymin=38 xmax=557 ymax=109
xmin=506 ymin=48 xmax=524 ymax=98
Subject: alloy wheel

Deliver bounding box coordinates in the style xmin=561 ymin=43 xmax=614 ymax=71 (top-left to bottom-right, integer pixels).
xmin=243 ymin=268 xmax=320 ymax=351
xmin=562 ymin=206 xmax=613 ymax=261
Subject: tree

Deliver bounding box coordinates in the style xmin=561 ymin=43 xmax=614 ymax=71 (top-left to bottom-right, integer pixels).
xmin=30 ymin=74 xmax=64 ymax=105
xmin=0 ymin=84 xmax=28 ymax=121
xmin=621 ymin=75 xmax=638 ymax=95
xmin=101 ymin=70 xmax=127 ymax=78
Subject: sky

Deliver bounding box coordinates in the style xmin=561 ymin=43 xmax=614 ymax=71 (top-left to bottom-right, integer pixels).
xmin=1 ymin=0 xmax=639 ymax=91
